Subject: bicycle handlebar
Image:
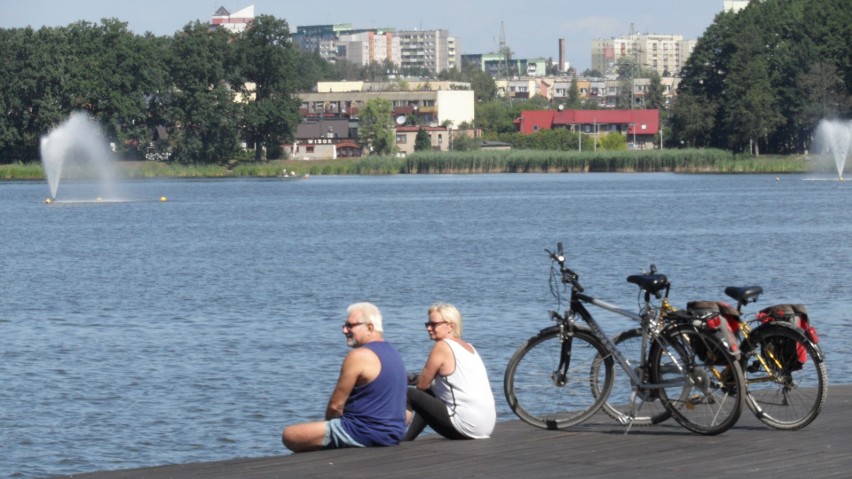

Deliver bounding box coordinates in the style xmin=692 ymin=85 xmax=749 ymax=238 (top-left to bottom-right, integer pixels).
xmin=546 ymin=242 xmax=584 ymax=293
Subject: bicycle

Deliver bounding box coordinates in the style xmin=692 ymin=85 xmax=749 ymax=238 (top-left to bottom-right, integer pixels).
xmin=722 ymin=286 xmax=827 ymax=430
xmin=504 ymin=243 xmax=746 ymax=435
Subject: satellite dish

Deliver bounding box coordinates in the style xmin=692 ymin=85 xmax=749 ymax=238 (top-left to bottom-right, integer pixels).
xmin=395 ymin=115 xmax=407 ymax=126
xmin=557 ymin=104 xmax=565 ymax=111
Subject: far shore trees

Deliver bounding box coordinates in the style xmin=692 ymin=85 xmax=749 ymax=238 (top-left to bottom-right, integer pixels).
xmin=358 ymin=98 xmax=396 ymax=156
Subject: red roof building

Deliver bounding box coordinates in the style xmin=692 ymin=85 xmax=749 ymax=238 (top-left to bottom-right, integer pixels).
xmin=515 ymin=109 xmax=660 ymax=148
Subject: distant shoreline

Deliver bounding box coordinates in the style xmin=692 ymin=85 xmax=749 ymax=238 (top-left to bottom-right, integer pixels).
xmin=0 ymin=150 xmax=819 ymax=180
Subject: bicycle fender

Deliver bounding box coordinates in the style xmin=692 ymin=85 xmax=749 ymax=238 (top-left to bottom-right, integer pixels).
xmin=535 ymin=324 xmax=593 ymax=337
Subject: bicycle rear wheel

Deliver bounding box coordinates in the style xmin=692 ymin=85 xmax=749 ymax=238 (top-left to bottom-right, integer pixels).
xmin=594 ymin=328 xmax=672 ymax=426
xmin=504 ymin=328 xmax=613 ymax=430
xmin=650 ymin=324 xmax=745 ymax=435
xmin=741 ymin=324 xmax=827 ymax=430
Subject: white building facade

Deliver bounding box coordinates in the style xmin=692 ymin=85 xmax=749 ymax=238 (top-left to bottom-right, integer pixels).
xmin=210 ymin=5 xmax=254 ymax=33
xmin=396 ymin=29 xmax=460 ymax=75
xmin=591 ymin=34 xmax=696 ymax=77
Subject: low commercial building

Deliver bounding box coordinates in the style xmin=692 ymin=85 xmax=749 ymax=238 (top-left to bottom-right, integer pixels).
xmin=394 ymin=126 xmax=449 ymax=155
xmin=297 ymin=87 xmax=474 ymax=128
xmin=515 ymin=109 xmax=661 ymax=149
xmin=287 ymin=118 xmax=361 ymax=160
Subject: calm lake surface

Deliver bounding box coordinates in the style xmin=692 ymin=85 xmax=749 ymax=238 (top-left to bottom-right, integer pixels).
xmin=2 ymin=173 xmax=851 ymax=478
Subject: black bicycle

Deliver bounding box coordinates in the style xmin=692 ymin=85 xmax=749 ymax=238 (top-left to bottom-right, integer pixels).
xmin=722 ymin=286 xmax=827 ymax=430
xmin=504 ymin=243 xmax=745 ymax=435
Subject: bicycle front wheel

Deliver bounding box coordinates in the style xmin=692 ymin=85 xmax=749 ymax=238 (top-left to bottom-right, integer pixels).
xmin=504 ymin=328 xmax=613 ymax=430
xmin=742 ymin=324 xmax=827 ymax=430
xmin=650 ymin=324 xmax=745 ymax=435
xmin=595 ymin=328 xmax=672 ymax=426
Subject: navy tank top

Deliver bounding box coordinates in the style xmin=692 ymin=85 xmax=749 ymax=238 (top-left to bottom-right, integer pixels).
xmin=340 ymin=341 xmax=407 ymax=446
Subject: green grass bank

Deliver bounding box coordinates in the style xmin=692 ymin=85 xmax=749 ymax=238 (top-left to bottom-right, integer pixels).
xmin=1 ymin=149 xmax=814 ymax=180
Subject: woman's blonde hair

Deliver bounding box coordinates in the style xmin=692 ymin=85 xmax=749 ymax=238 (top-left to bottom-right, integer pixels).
xmin=428 ymin=303 xmax=462 ymax=338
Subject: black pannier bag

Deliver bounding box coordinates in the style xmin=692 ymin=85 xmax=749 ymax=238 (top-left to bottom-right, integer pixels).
xmin=756 ymin=304 xmax=819 ymax=371
xmin=669 ymin=301 xmax=741 ymax=365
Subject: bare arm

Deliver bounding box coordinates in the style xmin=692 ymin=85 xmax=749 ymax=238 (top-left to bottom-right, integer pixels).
xmin=325 ymin=348 xmax=370 ymax=419
xmin=416 ymin=340 xmax=454 ymax=390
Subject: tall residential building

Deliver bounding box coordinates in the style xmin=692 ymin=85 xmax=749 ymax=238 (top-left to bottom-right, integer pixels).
xmin=210 ymin=5 xmax=254 ymax=33
xmin=293 ymin=24 xmax=357 ymax=63
xmin=337 ymin=31 xmax=401 ymax=66
xmin=724 ymin=0 xmax=751 ymax=12
xmin=397 ymin=29 xmax=460 ymax=75
xmin=591 ymin=33 xmax=696 ymax=77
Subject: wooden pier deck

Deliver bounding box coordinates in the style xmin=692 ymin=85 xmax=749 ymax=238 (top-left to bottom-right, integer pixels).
xmin=62 ymin=385 xmax=852 ymax=479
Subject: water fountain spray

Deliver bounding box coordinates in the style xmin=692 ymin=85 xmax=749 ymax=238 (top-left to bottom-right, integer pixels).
xmin=814 ymin=119 xmax=852 ymax=181
xmin=40 ymin=112 xmax=120 ymax=201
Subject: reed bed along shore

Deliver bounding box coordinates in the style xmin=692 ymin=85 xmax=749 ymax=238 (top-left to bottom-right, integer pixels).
xmin=1 ymin=149 xmax=812 ymax=180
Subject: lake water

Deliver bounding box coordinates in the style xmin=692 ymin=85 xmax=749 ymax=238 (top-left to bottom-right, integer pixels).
xmin=2 ymin=173 xmax=851 ymax=478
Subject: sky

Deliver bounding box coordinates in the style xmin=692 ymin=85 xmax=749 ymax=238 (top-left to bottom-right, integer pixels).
xmin=0 ymin=1 xmax=726 ymax=71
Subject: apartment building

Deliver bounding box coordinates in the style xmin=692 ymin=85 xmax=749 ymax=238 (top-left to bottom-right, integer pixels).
xmin=337 ymin=31 xmax=401 ymax=66
xmin=724 ymin=0 xmax=751 ymax=12
xmin=210 ymin=5 xmax=254 ymax=33
xmin=293 ymin=25 xmax=460 ymax=76
xmin=293 ymin=24 xmax=356 ymax=62
xmin=591 ymin=34 xmax=696 ymax=77
xmin=396 ymin=29 xmax=460 ymax=75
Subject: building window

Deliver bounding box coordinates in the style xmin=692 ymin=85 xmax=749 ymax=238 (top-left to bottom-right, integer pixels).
xmin=396 ymin=134 xmax=407 ymax=143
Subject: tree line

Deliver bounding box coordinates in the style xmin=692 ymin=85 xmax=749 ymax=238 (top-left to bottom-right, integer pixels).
xmin=0 ymin=16 xmax=345 ymax=164
xmin=669 ymin=0 xmax=851 ymax=155
xmin=1 ymin=0 xmax=849 ymax=164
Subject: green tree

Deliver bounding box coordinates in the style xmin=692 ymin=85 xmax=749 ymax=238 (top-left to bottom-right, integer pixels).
xmin=599 ymin=132 xmax=628 ymax=150
xmin=165 ymin=21 xmax=239 ymax=164
xmin=671 ymin=0 xmax=851 ymax=153
xmin=233 ymin=15 xmax=301 ymax=161
xmin=644 ymin=71 xmax=665 ymax=110
xmin=668 ymin=94 xmax=715 ymax=148
xmin=475 ymin=101 xmax=515 ymax=135
xmin=450 ymin=133 xmax=480 ymax=151
xmin=721 ymin=29 xmax=784 ymax=156
xmin=358 ymin=98 xmax=395 ymax=155
xmin=615 ymin=58 xmax=638 ymax=109
xmin=292 ymin=49 xmax=339 ymax=91
xmin=414 ymin=127 xmax=432 ymax=151
xmin=566 ymin=75 xmax=581 ymax=109
xmin=797 ymin=61 xmax=846 ymax=123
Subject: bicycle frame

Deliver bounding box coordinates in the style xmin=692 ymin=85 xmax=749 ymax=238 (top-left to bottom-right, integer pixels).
xmin=557 ymin=290 xmax=686 ymax=393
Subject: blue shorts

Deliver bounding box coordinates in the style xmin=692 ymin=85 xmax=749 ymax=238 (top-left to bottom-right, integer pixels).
xmin=323 ymin=419 xmax=365 ymax=449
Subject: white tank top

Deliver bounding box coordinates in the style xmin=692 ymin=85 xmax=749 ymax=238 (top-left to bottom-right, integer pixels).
xmin=432 ymin=339 xmax=497 ymax=438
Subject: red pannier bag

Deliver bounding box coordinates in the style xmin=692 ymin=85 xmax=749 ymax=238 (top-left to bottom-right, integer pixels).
xmin=755 ymin=304 xmax=819 ymax=370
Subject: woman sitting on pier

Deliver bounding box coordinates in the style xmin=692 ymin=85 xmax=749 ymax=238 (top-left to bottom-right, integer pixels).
xmin=404 ymin=303 xmax=496 ymax=441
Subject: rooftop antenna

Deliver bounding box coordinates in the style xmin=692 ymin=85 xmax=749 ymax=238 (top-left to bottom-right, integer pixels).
xmin=499 ymin=21 xmax=510 ymax=81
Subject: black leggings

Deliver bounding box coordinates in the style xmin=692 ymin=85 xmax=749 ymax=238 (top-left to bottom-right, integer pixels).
xmin=404 ymin=387 xmax=468 ymax=441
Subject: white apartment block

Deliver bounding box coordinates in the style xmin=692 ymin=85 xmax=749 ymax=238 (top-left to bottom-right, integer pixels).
xmin=724 ymin=0 xmax=751 ymax=12
xmin=337 ymin=31 xmax=402 ymax=66
xmin=396 ymin=29 xmax=460 ymax=75
xmin=591 ymin=34 xmax=696 ymax=77
xmin=210 ymin=5 xmax=254 ymax=33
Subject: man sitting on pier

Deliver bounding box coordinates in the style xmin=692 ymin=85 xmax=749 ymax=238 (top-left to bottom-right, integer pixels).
xmin=282 ymin=302 xmax=408 ymax=452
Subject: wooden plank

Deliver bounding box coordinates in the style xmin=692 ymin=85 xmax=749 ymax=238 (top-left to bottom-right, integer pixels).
xmin=63 ymin=385 xmax=852 ymax=479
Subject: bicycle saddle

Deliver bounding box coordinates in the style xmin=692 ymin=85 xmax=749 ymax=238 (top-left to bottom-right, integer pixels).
xmin=626 ymin=273 xmax=669 ymax=293
xmin=724 ymin=286 xmax=763 ymax=303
